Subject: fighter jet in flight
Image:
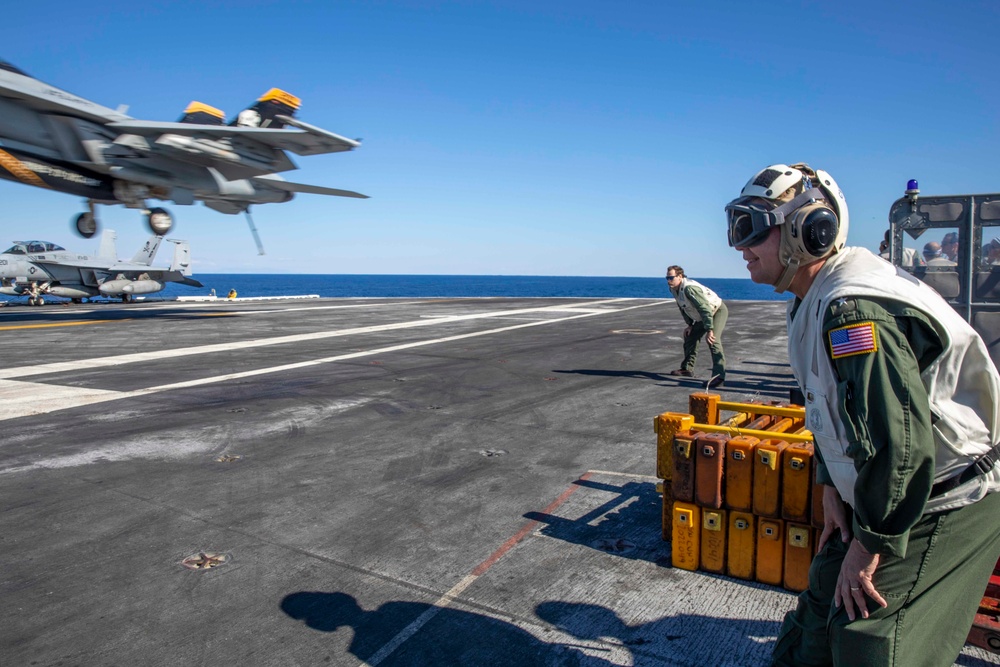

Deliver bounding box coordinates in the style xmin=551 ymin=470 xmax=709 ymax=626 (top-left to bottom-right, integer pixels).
xmin=0 ymin=59 xmax=367 ymax=254
xmin=0 ymin=230 xmax=202 ymax=305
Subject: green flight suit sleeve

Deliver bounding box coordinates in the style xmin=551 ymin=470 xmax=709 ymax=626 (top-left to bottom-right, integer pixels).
xmin=683 ymin=285 xmax=717 ymax=330
xmin=822 ymin=297 xmax=944 ymax=558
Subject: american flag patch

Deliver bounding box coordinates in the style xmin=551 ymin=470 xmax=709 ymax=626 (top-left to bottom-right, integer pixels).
xmin=828 ymin=322 xmax=878 ymax=359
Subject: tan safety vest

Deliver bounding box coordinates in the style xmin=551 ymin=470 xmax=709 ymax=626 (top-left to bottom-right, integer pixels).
xmin=675 ymin=278 xmax=722 ymax=324
xmin=787 ymin=247 xmax=1000 ymax=512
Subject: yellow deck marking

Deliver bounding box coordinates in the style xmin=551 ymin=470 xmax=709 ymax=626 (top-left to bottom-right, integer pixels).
xmin=0 ymin=320 xmax=118 ymax=331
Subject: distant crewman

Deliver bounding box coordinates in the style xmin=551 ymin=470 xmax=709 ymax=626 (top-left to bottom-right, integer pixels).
xmin=725 ymin=162 xmax=1000 ymax=667
xmin=879 ymin=229 xmax=925 ymax=271
xmin=941 ymin=232 xmax=959 ymax=262
xmin=984 ymin=238 xmax=1000 ymax=266
xmin=665 ymin=265 xmax=727 ymax=388
xmin=227 ymin=289 xmax=238 ymax=299
xmin=923 ymin=241 xmax=955 ymax=266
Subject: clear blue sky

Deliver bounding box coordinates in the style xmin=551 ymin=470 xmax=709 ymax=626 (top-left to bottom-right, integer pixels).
xmin=3 ymin=0 xmax=998 ymax=277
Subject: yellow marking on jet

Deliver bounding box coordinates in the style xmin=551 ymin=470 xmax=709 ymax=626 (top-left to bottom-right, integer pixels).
xmin=0 ymin=320 xmax=121 ymax=331
xmin=0 ymin=148 xmax=49 ymax=188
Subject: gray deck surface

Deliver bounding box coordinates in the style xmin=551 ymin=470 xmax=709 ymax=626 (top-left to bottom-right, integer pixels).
xmin=0 ymin=297 xmax=995 ymax=666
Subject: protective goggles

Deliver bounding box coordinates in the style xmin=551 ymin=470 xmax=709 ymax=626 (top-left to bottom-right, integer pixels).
xmin=725 ymin=188 xmax=824 ymax=248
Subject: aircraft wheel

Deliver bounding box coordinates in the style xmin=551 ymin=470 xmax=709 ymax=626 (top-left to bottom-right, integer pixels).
xmin=146 ymin=208 xmax=174 ymax=236
xmin=37 ymin=297 xmax=44 ymax=306
xmin=28 ymin=297 xmax=36 ymax=306
xmin=74 ymin=212 xmax=98 ymax=238
xmin=122 ymin=294 xmax=133 ymax=304
xmin=72 ymin=298 xmax=82 ymax=304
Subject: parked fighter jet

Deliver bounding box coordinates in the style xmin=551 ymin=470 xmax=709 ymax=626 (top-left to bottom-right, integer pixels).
xmin=0 ymin=59 xmax=367 ymax=254
xmin=0 ymin=230 xmax=202 ymax=305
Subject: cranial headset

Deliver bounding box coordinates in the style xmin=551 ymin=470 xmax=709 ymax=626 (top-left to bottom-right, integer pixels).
xmin=725 ymin=187 xmax=835 ymax=253
xmin=725 ymin=164 xmax=848 ymax=292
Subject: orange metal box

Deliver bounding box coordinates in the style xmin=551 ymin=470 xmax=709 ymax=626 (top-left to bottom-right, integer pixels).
xmin=672 ymin=431 xmax=697 ymax=502
xmin=695 ymin=432 xmax=728 ymax=509
xmin=700 ymin=509 xmax=727 ymax=574
xmin=689 ymin=393 xmax=720 ymax=425
xmin=727 ymin=511 xmax=756 ymax=581
xmin=725 ymin=436 xmax=758 ymax=512
xmin=782 ymin=442 xmax=814 ymax=523
xmin=671 ymin=502 xmax=701 ymax=571
xmin=655 ymin=412 xmax=694 ymax=480
xmin=753 ymin=439 xmax=788 ymax=518
xmin=783 ymin=523 xmax=813 ymax=592
xmin=756 ymin=518 xmax=785 ymax=586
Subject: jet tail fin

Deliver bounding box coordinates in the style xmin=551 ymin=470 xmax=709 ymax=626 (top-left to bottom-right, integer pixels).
xmin=230 ymin=89 xmax=301 ymax=129
xmin=131 ymin=236 xmax=163 ymax=265
xmin=96 ymin=229 xmax=118 ymax=261
xmin=168 ymin=239 xmax=193 ymax=276
xmin=179 ymin=101 xmax=226 ymax=125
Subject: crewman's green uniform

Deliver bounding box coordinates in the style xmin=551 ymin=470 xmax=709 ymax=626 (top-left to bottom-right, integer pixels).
xmin=773 ymin=295 xmax=1000 ymax=666
xmin=672 ymin=278 xmax=727 ymax=381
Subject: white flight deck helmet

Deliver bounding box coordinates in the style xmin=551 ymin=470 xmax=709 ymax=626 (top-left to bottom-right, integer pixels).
xmin=725 ymin=163 xmax=849 ymax=293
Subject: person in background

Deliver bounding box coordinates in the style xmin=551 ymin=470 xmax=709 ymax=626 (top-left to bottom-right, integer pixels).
xmin=879 ymin=229 xmax=925 ymax=271
xmin=984 ymin=238 xmax=1000 ymax=266
xmin=725 ymin=162 xmax=1000 ymax=667
xmin=922 ymin=241 xmax=955 ymax=266
xmin=941 ymin=232 xmax=959 ymax=263
xmin=665 ymin=265 xmax=727 ymax=388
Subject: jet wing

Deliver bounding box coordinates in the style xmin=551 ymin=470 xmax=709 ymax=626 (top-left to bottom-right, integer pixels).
xmin=252 ymin=174 xmax=369 ymax=198
xmin=106 ymin=120 xmax=360 ymax=156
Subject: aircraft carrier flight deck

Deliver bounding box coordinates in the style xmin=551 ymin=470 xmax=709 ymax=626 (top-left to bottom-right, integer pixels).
xmin=1 ymin=297 xmax=995 ymax=666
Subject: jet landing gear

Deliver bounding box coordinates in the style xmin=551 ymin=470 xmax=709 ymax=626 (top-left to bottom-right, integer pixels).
xmin=74 ymin=212 xmax=98 ymax=239
xmin=146 ymin=207 xmax=174 ymax=235
xmin=72 ymin=205 xmax=175 ymax=238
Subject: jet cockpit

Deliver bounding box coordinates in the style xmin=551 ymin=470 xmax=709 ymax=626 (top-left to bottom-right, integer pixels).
xmin=3 ymin=241 xmax=66 ymax=255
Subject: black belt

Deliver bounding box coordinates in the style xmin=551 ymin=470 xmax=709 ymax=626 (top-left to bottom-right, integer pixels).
xmin=930 ymin=442 xmax=1000 ymax=497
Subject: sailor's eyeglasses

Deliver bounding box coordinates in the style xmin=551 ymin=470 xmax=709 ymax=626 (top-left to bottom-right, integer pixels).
xmin=666 ymin=275 xmax=680 ymax=281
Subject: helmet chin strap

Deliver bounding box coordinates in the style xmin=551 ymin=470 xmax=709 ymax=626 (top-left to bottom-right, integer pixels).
xmin=774 ymin=257 xmax=800 ymax=294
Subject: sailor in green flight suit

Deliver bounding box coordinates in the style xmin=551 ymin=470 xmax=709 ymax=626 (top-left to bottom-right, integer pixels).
xmin=665 ymin=265 xmax=727 ymax=388
xmin=726 ymin=163 xmax=1000 ymax=666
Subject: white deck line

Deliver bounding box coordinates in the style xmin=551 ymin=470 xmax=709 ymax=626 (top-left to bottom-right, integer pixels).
xmin=0 ymin=299 xmax=637 ymax=380
xmin=0 ymin=300 xmax=659 ymax=420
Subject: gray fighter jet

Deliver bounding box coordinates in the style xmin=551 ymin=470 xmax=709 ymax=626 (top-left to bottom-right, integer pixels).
xmin=0 ymin=59 xmax=367 ymax=254
xmin=0 ymin=230 xmax=202 ymax=305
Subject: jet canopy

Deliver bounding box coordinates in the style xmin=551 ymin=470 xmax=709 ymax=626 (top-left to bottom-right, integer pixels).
xmin=4 ymin=241 xmax=66 ymax=254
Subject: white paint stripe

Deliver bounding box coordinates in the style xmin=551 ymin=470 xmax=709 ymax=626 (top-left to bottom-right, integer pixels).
xmin=0 ymin=299 xmax=638 ymax=380
xmin=358 ymin=468 xmax=624 ymax=665
xmin=0 ymin=379 xmax=122 ymax=415
xmin=0 ymin=301 xmax=661 ymax=420
xmin=358 ymin=574 xmax=480 ymax=667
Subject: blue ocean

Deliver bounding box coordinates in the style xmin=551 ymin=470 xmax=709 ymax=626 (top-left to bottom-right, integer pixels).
xmin=153 ymin=275 xmax=788 ymax=301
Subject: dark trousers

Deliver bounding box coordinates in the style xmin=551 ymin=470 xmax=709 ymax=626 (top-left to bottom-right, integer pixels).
xmin=681 ymin=303 xmax=727 ymax=378
xmin=771 ymin=490 xmax=1000 ymax=666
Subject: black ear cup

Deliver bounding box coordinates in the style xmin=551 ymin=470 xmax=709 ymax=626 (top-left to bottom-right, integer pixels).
xmin=800 ymin=207 xmax=839 ymax=257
